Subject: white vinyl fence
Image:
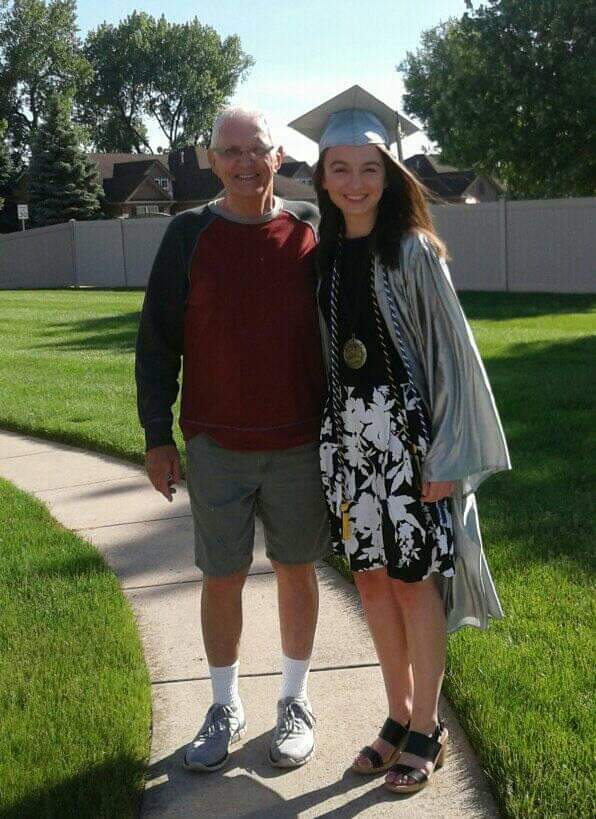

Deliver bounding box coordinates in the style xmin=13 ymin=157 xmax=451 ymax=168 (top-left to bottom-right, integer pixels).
xmin=1 ymin=198 xmax=594 ymax=293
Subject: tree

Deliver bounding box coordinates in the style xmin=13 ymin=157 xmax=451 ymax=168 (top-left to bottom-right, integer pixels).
xmin=144 ymin=16 xmax=253 ymax=149
xmin=79 ymin=11 xmax=152 ymax=153
xmin=0 ymin=0 xmax=91 ymax=154
xmin=29 ymin=94 xmax=102 ymax=226
xmin=0 ymin=118 xmax=12 ymax=210
xmin=81 ymin=13 xmax=253 ymax=152
xmin=399 ymin=0 xmax=595 ymax=198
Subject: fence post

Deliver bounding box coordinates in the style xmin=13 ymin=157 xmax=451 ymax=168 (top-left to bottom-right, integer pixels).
xmin=499 ymin=198 xmax=509 ymax=292
xmin=69 ymin=219 xmax=78 ymax=286
xmin=120 ymin=218 xmax=128 ymax=287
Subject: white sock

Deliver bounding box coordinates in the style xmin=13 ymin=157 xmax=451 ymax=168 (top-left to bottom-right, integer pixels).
xmin=209 ymin=660 xmax=243 ymax=716
xmin=279 ymin=654 xmax=311 ymax=702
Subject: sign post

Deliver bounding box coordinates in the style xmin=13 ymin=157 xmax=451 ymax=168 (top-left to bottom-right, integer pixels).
xmin=17 ymin=204 xmax=28 ymax=231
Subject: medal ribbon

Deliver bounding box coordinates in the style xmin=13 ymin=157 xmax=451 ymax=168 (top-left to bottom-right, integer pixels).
xmin=329 ymin=237 xmax=351 ymax=540
xmin=329 ymin=240 xmax=426 ymax=542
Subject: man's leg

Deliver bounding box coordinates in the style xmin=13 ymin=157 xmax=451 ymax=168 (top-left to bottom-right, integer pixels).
xmin=258 ymin=442 xmax=330 ymax=767
xmin=184 ymin=434 xmax=258 ymax=771
xmin=273 ymin=559 xmax=319 ymax=661
xmin=201 ymin=567 xmax=248 ymax=667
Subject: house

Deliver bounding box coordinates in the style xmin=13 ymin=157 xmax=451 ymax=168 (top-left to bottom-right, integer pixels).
xmin=90 ymin=154 xmax=175 ymax=218
xmin=277 ymin=155 xmax=313 ymax=187
xmin=404 ymin=154 xmax=503 ymax=203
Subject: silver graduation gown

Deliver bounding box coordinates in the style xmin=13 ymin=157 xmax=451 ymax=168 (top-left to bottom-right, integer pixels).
xmin=318 ymin=230 xmax=511 ymax=633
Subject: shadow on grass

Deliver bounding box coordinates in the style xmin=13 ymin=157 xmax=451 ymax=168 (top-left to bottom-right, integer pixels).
xmin=5 ymin=551 xmax=113 ymax=583
xmin=36 ymin=311 xmax=142 ymax=352
xmin=459 ymin=291 xmax=595 ymax=321
xmin=478 ymin=334 xmax=595 ymax=573
xmin=0 ymin=419 xmax=147 ymax=471
xmin=0 ymin=755 xmax=145 ymax=819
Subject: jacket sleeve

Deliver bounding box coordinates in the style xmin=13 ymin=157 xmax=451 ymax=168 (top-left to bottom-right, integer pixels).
xmin=135 ymin=216 xmax=189 ymax=451
xmin=402 ymin=233 xmax=511 ymax=492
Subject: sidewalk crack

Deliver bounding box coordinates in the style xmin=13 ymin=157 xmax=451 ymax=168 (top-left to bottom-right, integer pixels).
xmin=151 ymin=663 xmax=380 ymax=686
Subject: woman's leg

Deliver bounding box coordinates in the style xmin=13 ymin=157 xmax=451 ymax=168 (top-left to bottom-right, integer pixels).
xmin=386 ymin=575 xmax=447 ymax=782
xmin=352 ymin=567 xmax=413 ymax=766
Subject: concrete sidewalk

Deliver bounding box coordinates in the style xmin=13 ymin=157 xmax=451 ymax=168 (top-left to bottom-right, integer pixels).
xmin=0 ymin=429 xmax=499 ymax=818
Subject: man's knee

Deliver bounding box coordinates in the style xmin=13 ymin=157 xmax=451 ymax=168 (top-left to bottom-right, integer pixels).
xmin=271 ymin=559 xmax=316 ymax=584
xmin=203 ymin=567 xmax=248 ymax=596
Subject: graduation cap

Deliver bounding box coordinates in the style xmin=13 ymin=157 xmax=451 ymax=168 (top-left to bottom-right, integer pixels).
xmin=288 ymin=85 xmax=418 ymax=153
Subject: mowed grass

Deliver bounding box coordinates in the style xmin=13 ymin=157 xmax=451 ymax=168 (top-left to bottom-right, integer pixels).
xmin=0 ymin=288 xmax=594 ymax=817
xmin=0 ymin=477 xmax=150 ymax=818
xmin=0 ymin=290 xmax=160 ymax=466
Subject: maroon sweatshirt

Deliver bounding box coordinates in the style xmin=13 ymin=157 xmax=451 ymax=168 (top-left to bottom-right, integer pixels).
xmin=135 ymin=198 xmax=326 ymax=451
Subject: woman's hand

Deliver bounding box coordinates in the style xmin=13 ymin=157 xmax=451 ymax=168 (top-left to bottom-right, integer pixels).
xmin=420 ymin=481 xmax=454 ymax=502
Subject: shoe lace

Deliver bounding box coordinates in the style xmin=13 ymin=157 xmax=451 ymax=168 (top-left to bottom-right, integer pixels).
xmin=277 ymin=700 xmax=315 ymax=741
xmin=198 ymin=704 xmax=239 ymax=740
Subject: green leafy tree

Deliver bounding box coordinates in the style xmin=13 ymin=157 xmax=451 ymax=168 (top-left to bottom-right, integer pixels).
xmin=0 ymin=118 xmax=12 ymax=210
xmin=144 ymin=16 xmax=253 ymax=149
xmin=0 ymin=0 xmax=91 ymax=154
xmin=79 ymin=11 xmax=152 ymax=153
xmin=81 ymin=12 xmax=253 ymax=152
xmin=399 ymin=0 xmax=595 ymax=198
xmin=29 ymin=94 xmax=102 ymax=226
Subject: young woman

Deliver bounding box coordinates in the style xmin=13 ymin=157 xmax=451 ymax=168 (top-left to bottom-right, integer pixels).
xmin=290 ymin=95 xmax=510 ymax=794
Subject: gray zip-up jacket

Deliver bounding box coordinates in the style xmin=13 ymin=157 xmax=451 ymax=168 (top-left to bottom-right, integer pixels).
xmin=318 ymin=230 xmax=511 ymax=632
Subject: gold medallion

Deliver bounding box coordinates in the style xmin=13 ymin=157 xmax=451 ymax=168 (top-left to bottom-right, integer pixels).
xmin=343 ymin=337 xmax=367 ymax=369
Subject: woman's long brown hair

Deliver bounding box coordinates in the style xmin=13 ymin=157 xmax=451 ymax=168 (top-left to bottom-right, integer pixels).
xmin=313 ymin=146 xmax=448 ymax=276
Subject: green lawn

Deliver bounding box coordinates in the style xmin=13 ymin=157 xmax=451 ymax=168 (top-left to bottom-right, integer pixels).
xmin=0 ymin=289 xmax=594 ymax=818
xmin=0 ymin=477 xmax=150 ymax=818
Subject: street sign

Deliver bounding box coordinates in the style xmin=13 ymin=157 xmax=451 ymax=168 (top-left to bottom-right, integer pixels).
xmin=17 ymin=203 xmax=28 ymax=231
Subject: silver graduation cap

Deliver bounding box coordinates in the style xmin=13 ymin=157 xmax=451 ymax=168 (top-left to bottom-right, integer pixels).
xmin=288 ymin=85 xmax=418 ymax=157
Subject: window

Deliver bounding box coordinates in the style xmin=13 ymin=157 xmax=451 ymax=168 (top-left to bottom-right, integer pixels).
xmin=155 ymin=177 xmax=169 ymax=189
xmin=136 ymin=204 xmax=161 ymax=216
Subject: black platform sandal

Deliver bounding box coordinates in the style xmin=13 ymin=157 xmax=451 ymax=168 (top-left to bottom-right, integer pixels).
xmin=351 ymin=717 xmax=410 ymax=775
xmin=384 ymin=721 xmax=447 ymax=793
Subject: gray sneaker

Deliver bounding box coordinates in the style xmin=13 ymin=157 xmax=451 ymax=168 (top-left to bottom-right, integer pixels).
xmin=269 ymin=697 xmax=316 ymax=768
xmin=183 ymin=703 xmax=246 ymax=772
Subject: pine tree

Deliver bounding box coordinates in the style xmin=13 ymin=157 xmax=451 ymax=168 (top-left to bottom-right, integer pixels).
xmin=29 ymin=95 xmax=103 ymax=227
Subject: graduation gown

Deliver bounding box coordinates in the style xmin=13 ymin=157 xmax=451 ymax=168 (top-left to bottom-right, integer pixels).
xmin=318 ymin=230 xmax=512 ymax=633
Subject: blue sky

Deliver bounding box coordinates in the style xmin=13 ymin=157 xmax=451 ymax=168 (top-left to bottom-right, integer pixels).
xmin=75 ymin=1 xmax=470 ymax=161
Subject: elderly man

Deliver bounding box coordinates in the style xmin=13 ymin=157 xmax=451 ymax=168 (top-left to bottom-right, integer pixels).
xmin=135 ymin=108 xmax=329 ymax=771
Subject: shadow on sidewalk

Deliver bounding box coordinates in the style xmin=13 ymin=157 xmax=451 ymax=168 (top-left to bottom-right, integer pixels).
xmin=144 ymin=731 xmax=390 ymax=819
xmin=143 ymin=723 xmax=492 ymax=819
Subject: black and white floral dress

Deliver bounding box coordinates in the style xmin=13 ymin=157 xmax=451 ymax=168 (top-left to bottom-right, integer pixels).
xmin=319 ymin=236 xmax=455 ymax=583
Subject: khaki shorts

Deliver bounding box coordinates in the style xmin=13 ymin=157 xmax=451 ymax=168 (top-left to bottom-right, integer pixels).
xmin=185 ymin=434 xmax=331 ymax=577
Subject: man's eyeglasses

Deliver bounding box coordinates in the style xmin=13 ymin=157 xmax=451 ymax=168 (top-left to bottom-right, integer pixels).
xmin=211 ymin=145 xmax=275 ymax=161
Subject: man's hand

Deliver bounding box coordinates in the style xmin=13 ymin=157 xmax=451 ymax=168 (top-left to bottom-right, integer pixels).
xmin=145 ymin=444 xmax=181 ymax=502
xmin=420 ymin=481 xmax=454 ymax=503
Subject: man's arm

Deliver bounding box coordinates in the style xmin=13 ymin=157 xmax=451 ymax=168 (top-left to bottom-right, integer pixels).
xmin=135 ymin=216 xmax=189 ymax=451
